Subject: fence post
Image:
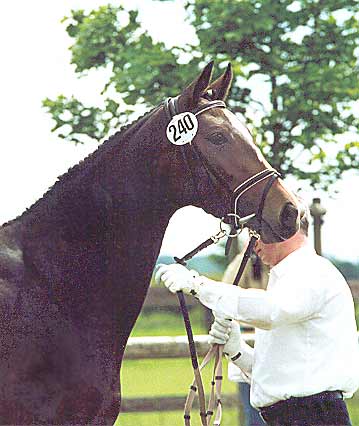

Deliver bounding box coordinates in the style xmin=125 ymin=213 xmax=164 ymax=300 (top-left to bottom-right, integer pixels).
xmin=309 ymin=197 xmax=326 ymax=255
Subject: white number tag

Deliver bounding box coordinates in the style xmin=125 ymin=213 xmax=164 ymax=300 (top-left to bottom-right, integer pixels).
xmin=166 ymin=112 xmax=198 ymax=145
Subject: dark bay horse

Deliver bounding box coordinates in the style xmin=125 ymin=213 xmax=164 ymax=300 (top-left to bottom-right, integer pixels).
xmin=0 ymin=62 xmax=300 ymax=425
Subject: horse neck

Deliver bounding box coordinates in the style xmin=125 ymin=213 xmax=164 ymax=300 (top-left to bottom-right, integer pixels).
xmin=17 ymin=108 xmax=177 ymax=312
xmin=23 ymin=106 xmax=174 ymax=240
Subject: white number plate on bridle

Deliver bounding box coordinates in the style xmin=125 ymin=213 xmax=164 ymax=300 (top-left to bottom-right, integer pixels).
xmin=166 ymin=112 xmax=198 ymax=145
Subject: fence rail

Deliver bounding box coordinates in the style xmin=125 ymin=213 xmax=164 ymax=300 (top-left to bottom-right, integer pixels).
xmin=121 ymin=333 xmax=252 ymax=414
xmin=124 ymin=333 xmax=254 ymax=360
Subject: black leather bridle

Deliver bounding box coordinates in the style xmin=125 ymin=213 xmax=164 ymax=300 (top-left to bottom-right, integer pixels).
xmin=163 ymin=96 xmax=280 ymax=426
xmin=164 ymin=96 xmax=280 ymax=234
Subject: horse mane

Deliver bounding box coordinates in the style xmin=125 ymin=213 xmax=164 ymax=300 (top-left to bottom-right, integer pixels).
xmin=2 ymin=104 xmax=162 ymax=228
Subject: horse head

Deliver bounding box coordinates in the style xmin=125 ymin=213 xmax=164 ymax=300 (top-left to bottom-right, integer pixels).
xmin=154 ymin=61 xmax=301 ymax=243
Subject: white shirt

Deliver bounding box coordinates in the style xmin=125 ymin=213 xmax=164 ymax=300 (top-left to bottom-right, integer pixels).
xmin=196 ymin=244 xmax=359 ymax=409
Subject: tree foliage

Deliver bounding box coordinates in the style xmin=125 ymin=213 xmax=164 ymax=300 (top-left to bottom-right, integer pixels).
xmin=43 ymin=1 xmax=359 ymax=188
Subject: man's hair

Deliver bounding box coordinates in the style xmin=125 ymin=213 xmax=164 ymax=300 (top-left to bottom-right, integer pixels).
xmin=296 ymin=195 xmax=310 ymax=237
xmin=299 ymin=210 xmax=309 ymax=236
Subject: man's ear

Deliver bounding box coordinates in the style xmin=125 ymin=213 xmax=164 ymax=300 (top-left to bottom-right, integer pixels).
xmin=178 ymin=61 xmax=214 ymax=111
xmin=208 ymin=63 xmax=233 ymax=101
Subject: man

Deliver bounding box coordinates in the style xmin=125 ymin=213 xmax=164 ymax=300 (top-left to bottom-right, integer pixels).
xmin=155 ymin=211 xmax=359 ymax=425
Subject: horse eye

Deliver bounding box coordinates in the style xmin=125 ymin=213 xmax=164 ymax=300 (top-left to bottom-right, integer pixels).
xmin=206 ymin=132 xmax=229 ymax=146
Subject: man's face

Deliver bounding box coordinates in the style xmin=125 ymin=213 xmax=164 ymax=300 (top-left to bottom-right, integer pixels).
xmin=254 ymin=239 xmax=283 ymax=268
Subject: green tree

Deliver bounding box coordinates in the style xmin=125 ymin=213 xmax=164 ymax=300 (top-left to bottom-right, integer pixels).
xmin=43 ymin=1 xmax=359 ymax=188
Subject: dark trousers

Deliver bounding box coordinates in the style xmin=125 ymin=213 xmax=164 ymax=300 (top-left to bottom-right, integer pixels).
xmin=259 ymin=391 xmax=352 ymax=426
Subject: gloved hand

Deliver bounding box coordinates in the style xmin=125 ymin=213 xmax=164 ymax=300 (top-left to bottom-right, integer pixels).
xmin=154 ymin=263 xmax=200 ymax=295
xmin=208 ymin=316 xmax=242 ymax=358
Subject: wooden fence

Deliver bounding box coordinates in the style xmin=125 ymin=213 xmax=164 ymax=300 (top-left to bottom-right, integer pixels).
xmin=121 ymin=333 xmax=254 ymax=413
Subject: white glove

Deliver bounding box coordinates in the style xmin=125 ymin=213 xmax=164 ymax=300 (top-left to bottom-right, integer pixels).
xmin=154 ymin=263 xmax=200 ymax=295
xmin=208 ymin=316 xmax=242 ymax=359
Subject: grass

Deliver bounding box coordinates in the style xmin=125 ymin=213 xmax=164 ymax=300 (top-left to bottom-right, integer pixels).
xmin=115 ymin=309 xmax=359 ymax=425
xmin=117 ymin=358 xmax=238 ymax=425
xmin=130 ymin=307 xmax=208 ymax=337
xmin=120 ymin=358 xmax=237 ymax=398
xmin=347 ymin=398 xmax=359 ymax=419
xmin=117 ymin=409 xmax=240 ymax=426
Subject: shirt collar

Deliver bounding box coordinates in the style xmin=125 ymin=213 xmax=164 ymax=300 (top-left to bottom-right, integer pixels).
xmin=270 ymin=244 xmax=315 ymax=280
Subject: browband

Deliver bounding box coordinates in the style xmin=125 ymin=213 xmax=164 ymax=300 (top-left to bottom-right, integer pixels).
xmin=164 ymin=96 xmax=226 ymax=121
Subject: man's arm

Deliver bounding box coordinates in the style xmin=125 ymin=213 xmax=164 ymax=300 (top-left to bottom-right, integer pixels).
xmin=156 ymin=264 xmax=323 ymax=329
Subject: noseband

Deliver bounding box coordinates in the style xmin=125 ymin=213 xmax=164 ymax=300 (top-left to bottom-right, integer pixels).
xmin=164 ymin=96 xmax=280 ymax=235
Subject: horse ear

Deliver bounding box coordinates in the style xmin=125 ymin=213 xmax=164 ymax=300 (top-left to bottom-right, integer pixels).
xmin=208 ymin=63 xmax=233 ymax=101
xmin=179 ymin=61 xmax=214 ymax=110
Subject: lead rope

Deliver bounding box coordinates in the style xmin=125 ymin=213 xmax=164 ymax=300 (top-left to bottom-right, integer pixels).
xmin=178 ymin=228 xmax=259 ymax=426
xmin=174 ymin=225 xmax=245 ymax=426
xmin=175 ymin=174 xmax=279 ymax=425
xmin=175 ymin=230 xmax=227 ymax=426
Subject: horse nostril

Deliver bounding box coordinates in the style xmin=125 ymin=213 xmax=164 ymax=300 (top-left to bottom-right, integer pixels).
xmin=280 ymin=202 xmax=299 ymax=233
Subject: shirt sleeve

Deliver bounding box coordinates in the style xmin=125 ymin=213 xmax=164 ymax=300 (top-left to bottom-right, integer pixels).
xmin=229 ymin=336 xmax=254 ymax=380
xmin=195 ymin=276 xmax=322 ymax=329
xmin=228 ymin=361 xmax=251 ymax=384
